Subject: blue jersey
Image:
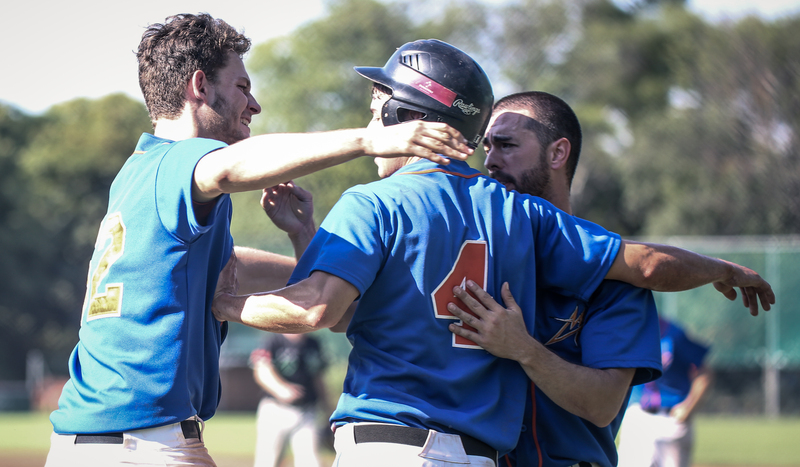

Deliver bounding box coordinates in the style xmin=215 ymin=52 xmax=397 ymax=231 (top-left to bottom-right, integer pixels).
xmin=504 ymin=281 xmax=662 ymax=467
xmin=50 ymin=133 xmax=233 ymax=434
xmin=631 ymin=319 xmax=710 ymax=410
xmin=289 ymin=159 xmax=621 ymax=454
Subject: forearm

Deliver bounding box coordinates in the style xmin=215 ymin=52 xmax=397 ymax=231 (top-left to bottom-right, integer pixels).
xmin=288 ymin=221 xmax=317 ymax=260
xmin=517 ymin=337 xmax=634 ymax=427
xmin=214 ymin=290 xmax=328 ymax=333
xmin=195 ymin=130 xmax=369 ymax=198
xmin=213 ymin=271 xmax=359 ymax=333
xmin=234 ymin=246 xmax=297 ymax=295
xmin=608 ymin=240 xmax=734 ymax=292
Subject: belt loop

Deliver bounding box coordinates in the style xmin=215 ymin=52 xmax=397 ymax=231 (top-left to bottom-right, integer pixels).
xmin=192 ymin=415 xmax=205 ymax=442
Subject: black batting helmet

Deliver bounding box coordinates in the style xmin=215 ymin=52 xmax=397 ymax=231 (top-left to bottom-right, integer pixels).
xmin=355 ymin=39 xmax=494 ymax=149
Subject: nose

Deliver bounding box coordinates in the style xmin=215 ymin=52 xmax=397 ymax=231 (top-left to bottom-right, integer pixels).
xmin=249 ymin=94 xmax=262 ymax=115
xmin=484 ymin=144 xmax=501 ymax=172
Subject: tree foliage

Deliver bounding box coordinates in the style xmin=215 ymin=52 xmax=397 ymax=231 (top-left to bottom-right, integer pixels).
xmin=233 ymin=0 xmax=492 ymax=254
xmin=0 ymin=95 xmax=150 ymax=378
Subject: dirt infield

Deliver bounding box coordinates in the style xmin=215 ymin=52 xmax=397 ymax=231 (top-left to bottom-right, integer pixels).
xmin=3 ymin=452 xmax=45 ymax=467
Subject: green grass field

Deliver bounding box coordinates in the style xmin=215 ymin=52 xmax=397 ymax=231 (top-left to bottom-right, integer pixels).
xmin=2 ymin=412 xmax=800 ymax=466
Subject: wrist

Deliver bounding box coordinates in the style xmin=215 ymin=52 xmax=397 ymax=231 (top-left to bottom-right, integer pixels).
xmin=513 ymin=334 xmax=542 ymax=368
xmin=288 ymin=220 xmax=316 ymax=242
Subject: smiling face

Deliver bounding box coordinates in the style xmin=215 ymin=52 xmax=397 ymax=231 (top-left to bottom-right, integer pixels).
xmin=202 ymin=50 xmax=261 ymax=145
xmin=483 ymin=110 xmax=552 ymax=199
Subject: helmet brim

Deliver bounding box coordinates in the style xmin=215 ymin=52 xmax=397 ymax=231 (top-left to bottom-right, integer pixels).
xmin=354 ymin=66 xmax=393 ymax=88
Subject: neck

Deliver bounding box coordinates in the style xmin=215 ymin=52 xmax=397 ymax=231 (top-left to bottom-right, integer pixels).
xmin=549 ymin=190 xmax=573 ymax=215
xmin=548 ymin=173 xmax=573 ymax=215
xmin=153 ymin=116 xmax=201 ymax=142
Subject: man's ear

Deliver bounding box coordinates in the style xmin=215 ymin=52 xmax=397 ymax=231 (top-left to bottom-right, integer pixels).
xmin=188 ymin=70 xmax=212 ymax=105
xmin=548 ymin=137 xmax=571 ymax=170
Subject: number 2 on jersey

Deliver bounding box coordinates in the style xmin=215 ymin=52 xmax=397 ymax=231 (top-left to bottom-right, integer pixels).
xmin=83 ymin=212 xmax=126 ymax=321
xmin=431 ymin=240 xmax=487 ymax=349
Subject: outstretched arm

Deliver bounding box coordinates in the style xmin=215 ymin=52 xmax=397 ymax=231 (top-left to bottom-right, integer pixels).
xmin=607 ymin=240 xmax=775 ymax=315
xmin=447 ymin=281 xmax=632 ymax=427
xmin=193 ymin=121 xmax=472 ymax=201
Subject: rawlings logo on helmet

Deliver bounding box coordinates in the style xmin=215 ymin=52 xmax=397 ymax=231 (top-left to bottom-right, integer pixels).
xmin=453 ymin=99 xmax=481 ymax=116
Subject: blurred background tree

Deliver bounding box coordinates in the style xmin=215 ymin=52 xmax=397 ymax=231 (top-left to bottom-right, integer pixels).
xmin=0 ymin=95 xmax=150 ymax=378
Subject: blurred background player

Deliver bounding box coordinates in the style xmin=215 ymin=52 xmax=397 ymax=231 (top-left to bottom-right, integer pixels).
xmin=447 ymin=90 xmax=662 ymax=467
xmin=617 ymin=317 xmax=713 ymax=467
xmin=250 ymin=333 xmax=330 ymax=467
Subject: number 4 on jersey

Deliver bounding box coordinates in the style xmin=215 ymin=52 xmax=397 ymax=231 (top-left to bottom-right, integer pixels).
xmin=431 ymin=240 xmax=487 ymax=349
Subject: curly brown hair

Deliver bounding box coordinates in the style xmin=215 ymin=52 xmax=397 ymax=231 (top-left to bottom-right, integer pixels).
xmin=136 ymin=13 xmax=251 ymax=124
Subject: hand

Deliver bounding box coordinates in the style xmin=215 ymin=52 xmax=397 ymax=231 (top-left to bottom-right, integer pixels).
xmin=249 ymin=348 xmax=269 ymax=365
xmin=670 ymin=402 xmax=690 ymax=423
xmin=213 ymin=250 xmax=238 ymax=322
xmin=261 ymin=181 xmax=314 ymax=236
xmin=446 ymin=281 xmax=534 ymax=362
xmin=367 ymin=121 xmax=473 ymax=164
xmin=274 ymin=382 xmax=306 ymax=405
xmin=712 ymin=260 xmax=776 ymax=316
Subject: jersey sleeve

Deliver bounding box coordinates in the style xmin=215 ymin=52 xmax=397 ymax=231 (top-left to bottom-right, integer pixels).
xmin=289 ymin=189 xmax=386 ymax=296
xmin=155 ymin=138 xmax=227 ymax=242
xmin=527 ymin=197 xmax=622 ymax=301
xmin=579 ymin=281 xmax=663 ymax=385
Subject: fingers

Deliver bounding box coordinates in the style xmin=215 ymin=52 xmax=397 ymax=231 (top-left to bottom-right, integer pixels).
xmin=288 ymin=182 xmax=313 ymax=202
xmin=413 ymin=122 xmax=472 ymax=161
xmin=446 ymin=302 xmax=479 ymax=326
xmin=462 ymin=280 xmax=503 ymax=311
xmin=376 ymin=121 xmax=473 ymax=163
xmin=759 ymin=287 xmax=775 ymax=312
xmin=448 ymin=321 xmax=481 ymax=343
xmin=715 ymin=281 xmax=775 ymax=316
xmin=713 ymin=282 xmax=738 ymax=302
xmin=499 ymin=282 xmax=519 ymax=311
xmin=741 ymin=287 xmax=757 ymax=317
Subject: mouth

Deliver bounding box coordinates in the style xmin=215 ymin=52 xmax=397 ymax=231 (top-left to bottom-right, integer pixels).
xmin=490 ymin=172 xmax=515 ymax=191
xmin=240 ymin=118 xmax=250 ymax=128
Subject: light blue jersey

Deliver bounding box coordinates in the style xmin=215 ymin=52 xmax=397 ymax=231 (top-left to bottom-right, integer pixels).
xmin=289 ymin=159 xmax=621 ymax=454
xmin=51 ymin=133 xmax=233 ymax=434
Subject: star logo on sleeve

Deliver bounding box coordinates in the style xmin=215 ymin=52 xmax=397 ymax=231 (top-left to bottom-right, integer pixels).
xmin=545 ymin=305 xmax=586 ymax=346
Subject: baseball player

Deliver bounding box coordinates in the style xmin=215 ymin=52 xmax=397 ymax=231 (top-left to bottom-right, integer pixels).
xmin=212 ymin=39 xmax=774 ymax=467
xmin=446 ymin=91 xmax=663 ymax=467
xmin=44 ymin=14 xmax=473 ymax=467
xmin=250 ymin=332 xmax=329 ymax=467
xmin=617 ymin=317 xmax=712 ymax=467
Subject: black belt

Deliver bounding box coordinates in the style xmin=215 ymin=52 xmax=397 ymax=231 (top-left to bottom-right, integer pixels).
xmin=74 ymin=419 xmax=200 ymax=444
xmin=353 ymin=424 xmax=497 ymax=460
xmin=642 ymin=406 xmax=670 ymax=415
